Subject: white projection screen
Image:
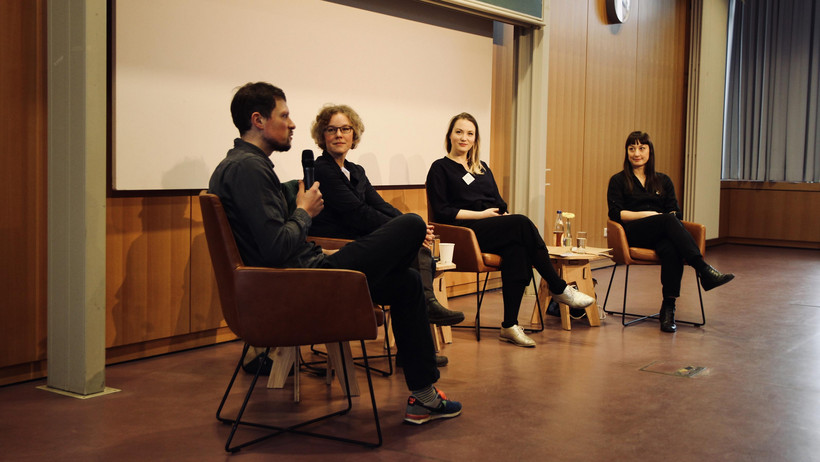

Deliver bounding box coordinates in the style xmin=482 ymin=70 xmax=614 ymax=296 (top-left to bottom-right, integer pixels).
xmin=113 ymin=0 xmax=494 ymax=190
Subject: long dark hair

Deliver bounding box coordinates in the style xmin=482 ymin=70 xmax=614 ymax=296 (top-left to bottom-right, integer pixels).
xmin=622 ymin=131 xmax=663 ymax=194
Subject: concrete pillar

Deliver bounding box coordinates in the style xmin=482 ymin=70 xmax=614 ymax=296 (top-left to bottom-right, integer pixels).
xmin=46 ymin=0 xmax=107 ymax=395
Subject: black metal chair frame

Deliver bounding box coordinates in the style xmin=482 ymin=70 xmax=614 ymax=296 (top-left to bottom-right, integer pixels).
xmin=451 ymin=272 xmax=544 ymax=340
xmin=216 ymin=342 xmax=382 ymax=453
xmin=602 ymin=264 xmax=706 ymax=327
xmin=306 ymin=305 xmax=393 ymax=377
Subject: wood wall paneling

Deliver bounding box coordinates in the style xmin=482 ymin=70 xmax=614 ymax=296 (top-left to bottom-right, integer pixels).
xmin=105 ymin=326 xmax=238 ymax=365
xmin=545 ymin=0 xmax=589 ymax=244
xmin=720 ymin=182 xmax=820 ymax=247
xmin=583 ymin=0 xmax=638 ymax=248
xmin=105 ymin=196 xmax=192 ymax=347
xmin=634 ymin=0 xmax=689 ymax=203
xmin=546 ymin=0 xmax=690 ymax=250
xmin=490 ymin=22 xmax=516 ymax=201
xmin=0 ymin=0 xmax=48 ymax=381
xmin=376 ymin=188 xmax=429 ymax=220
xmin=189 ymin=195 xmax=226 ymax=332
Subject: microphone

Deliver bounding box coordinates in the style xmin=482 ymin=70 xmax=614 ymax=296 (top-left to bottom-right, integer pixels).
xmin=301 ymin=149 xmax=315 ymax=189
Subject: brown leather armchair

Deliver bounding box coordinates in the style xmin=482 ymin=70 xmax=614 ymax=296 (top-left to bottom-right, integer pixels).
xmin=429 ymin=206 xmax=543 ymax=339
xmin=602 ymin=219 xmax=707 ymax=327
xmin=199 ymin=193 xmax=382 ymax=451
xmin=305 ymin=235 xmax=394 ymax=377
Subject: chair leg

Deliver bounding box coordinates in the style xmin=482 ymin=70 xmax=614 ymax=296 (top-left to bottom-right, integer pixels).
xmin=380 ymin=307 xmax=394 ymax=375
xmin=216 ymin=342 xmax=382 ymax=452
xmin=475 ymin=272 xmax=486 ymax=340
xmin=454 ymin=271 xmax=543 ymax=337
xmin=218 ymin=345 xmax=283 ymax=452
xmin=305 ymin=339 xmax=394 ymax=378
xmin=696 ymin=269 xmax=706 ymax=324
xmin=620 ymin=265 xmax=659 ymax=326
xmin=355 ymin=305 xmax=393 ymax=376
xmin=304 ymin=306 xmax=394 ymax=378
xmin=349 ymin=306 xmax=395 ymax=376
xmin=451 ymin=271 xmax=492 ymax=340
xmin=326 ymin=342 xmax=360 ymax=397
xmin=356 ymin=340 xmax=383 ymax=447
xmin=602 ymin=264 xmax=660 ymax=326
xmin=603 ymin=265 xmax=707 ymax=328
xmin=602 ymin=264 xmax=618 ymax=314
xmin=529 ymin=273 xmax=544 ymax=333
xmin=216 ymin=343 xmax=251 ymax=426
xmin=675 ymin=268 xmax=706 ymax=327
xmin=266 ymin=347 xmax=298 ymax=394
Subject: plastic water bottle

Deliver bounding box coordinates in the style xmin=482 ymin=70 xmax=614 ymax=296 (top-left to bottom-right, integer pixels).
xmin=553 ymin=210 xmax=564 ymax=247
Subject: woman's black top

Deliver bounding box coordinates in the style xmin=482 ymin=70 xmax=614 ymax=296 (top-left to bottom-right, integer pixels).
xmin=309 ymin=151 xmax=401 ymax=239
xmin=607 ymin=171 xmax=682 ymax=224
xmin=426 ymin=157 xmax=506 ymax=225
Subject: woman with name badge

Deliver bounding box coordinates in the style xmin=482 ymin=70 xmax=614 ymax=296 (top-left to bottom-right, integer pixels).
xmin=426 ymin=112 xmax=595 ymax=347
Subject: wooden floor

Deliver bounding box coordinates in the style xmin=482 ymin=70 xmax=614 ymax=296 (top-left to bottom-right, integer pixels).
xmin=2 ymin=244 xmax=820 ymax=461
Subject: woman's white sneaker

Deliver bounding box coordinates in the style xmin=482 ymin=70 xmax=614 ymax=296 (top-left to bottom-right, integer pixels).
xmin=499 ymin=325 xmax=536 ymax=347
xmin=551 ymin=285 xmax=595 ymax=309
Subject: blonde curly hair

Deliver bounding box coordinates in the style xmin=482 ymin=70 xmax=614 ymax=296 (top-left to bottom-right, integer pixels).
xmin=310 ymin=104 xmax=365 ymax=150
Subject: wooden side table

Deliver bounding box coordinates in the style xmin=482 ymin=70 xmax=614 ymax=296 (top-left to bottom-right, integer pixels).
xmin=266 ymin=344 xmax=361 ymax=400
xmin=531 ymin=246 xmax=611 ymax=331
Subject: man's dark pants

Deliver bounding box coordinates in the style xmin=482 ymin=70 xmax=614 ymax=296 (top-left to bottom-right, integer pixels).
xmin=324 ymin=213 xmax=439 ymax=390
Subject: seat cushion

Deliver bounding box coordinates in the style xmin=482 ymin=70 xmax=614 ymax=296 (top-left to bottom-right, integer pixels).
xmin=629 ymin=247 xmax=661 ymax=263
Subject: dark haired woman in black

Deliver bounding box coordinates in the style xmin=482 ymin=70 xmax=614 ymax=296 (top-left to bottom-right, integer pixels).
xmin=607 ymin=131 xmax=734 ymax=332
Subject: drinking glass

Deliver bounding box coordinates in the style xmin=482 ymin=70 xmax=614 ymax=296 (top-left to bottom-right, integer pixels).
xmin=577 ymin=231 xmax=587 ymax=249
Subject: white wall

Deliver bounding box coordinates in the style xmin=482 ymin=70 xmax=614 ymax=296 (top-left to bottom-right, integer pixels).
xmin=113 ymin=0 xmax=494 ymax=190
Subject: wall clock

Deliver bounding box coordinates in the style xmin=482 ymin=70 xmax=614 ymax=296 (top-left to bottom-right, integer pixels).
xmin=606 ymin=0 xmax=631 ymax=24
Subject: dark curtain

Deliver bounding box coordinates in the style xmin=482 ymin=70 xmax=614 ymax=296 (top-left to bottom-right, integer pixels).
xmin=722 ymin=0 xmax=820 ymax=182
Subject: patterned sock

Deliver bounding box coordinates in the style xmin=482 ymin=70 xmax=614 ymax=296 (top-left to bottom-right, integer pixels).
xmin=411 ymin=385 xmax=441 ymax=406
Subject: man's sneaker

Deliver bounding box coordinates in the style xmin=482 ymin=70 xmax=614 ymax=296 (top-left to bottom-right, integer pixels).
xmin=404 ymin=389 xmax=462 ymax=425
xmin=551 ymin=285 xmax=595 ymax=309
xmin=499 ymin=325 xmax=536 ymax=347
xmin=426 ymin=298 xmax=465 ymax=326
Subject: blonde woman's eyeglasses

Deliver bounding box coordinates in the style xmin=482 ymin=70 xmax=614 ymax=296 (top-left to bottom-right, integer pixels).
xmin=325 ymin=126 xmax=353 ymax=135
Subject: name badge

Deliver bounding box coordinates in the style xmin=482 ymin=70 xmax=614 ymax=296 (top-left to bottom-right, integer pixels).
xmin=462 ymin=172 xmax=475 ymax=185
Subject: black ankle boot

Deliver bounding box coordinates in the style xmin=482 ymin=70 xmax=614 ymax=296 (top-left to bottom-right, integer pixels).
xmin=426 ymin=298 xmax=465 ymax=326
xmin=659 ymin=302 xmax=677 ymax=333
xmin=699 ymin=264 xmax=735 ymax=291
